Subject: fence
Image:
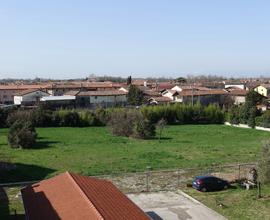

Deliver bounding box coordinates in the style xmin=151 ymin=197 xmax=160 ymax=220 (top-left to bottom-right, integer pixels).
xmin=0 ymin=163 xmax=256 ymax=193
xmin=97 ymin=163 xmax=257 ymax=193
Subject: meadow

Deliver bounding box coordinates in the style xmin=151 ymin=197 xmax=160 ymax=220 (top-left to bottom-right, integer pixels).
xmin=0 ymin=124 xmax=270 ymax=183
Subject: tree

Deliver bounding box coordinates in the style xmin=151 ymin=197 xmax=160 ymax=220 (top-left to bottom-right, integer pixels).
xmin=127 ymin=85 xmax=144 ymax=106
xmin=8 ymin=121 xmax=37 ymax=148
xmin=258 ymin=141 xmax=270 ymax=184
xmin=246 ymin=91 xmax=264 ymax=106
xmin=175 ymin=77 xmax=187 ymax=84
xmin=247 ymin=107 xmax=256 ymax=128
xmin=127 ymin=76 xmax=132 ymax=85
xmin=156 ymin=118 xmax=167 ymax=142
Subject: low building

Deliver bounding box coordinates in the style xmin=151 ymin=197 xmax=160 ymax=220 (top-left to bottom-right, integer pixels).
xmin=175 ymin=89 xmax=227 ymax=105
xmin=40 ymin=96 xmax=76 ymax=108
xmin=0 ymin=84 xmax=48 ymax=104
xmin=14 ymin=89 xmax=49 ymax=106
xmin=227 ymin=89 xmax=247 ymax=105
xmin=148 ymin=96 xmax=172 ymax=105
xmin=161 ymin=89 xmax=182 ymax=102
xmin=21 ymin=172 xmax=149 ymax=220
xmin=46 ymin=82 xmax=122 ymax=96
xmin=76 ymin=90 xmax=127 ymax=108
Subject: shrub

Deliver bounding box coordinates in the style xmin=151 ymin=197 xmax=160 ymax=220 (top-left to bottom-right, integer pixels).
xmin=108 ymin=109 xmax=138 ymax=137
xmin=261 ymin=111 xmax=270 ymax=128
xmin=228 ymin=105 xmax=240 ymax=124
xmin=8 ymin=121 xmax=37 ymax=148
xmin=57 ymin=110 xmax=81 ymax=127
xmin=78 ymin=110 xmax=95 ymax=126
xmin=95 ymin=107 xmax=109 ymax=125
xmin=33 ymin=107 xmax=53 ymax=127
xmin=7 ymin=110 xmax=34 ymax=126
xmin=108 ymin=109 xmax=155 ymax=139
xmin=0 ymin=108 xmax=10 ymax=128
xmin=133 ymin=117 xmax=156 ymax=139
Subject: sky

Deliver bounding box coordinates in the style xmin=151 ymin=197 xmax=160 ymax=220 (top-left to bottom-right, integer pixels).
xmin=0 ymin=0 xmax=270 ymax=79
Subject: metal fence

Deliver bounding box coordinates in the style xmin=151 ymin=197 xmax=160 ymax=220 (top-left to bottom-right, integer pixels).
xmin=97 ymin=163 xmax=257 ymax=193
xmin=0 ymin=163 xmax=256 ymax=193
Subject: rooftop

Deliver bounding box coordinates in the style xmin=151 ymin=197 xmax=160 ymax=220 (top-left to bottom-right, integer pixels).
xmin=78 ymin=90 xmax=127 ymax=96
xmin=21 ymin=172 xmax=149 ymax=220
xmin=40 ymin=96 xmax=76 ymax=101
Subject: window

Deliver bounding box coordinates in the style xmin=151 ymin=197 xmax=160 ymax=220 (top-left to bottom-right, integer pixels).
xmin=95 ymin=96 xmax=97 ymax=99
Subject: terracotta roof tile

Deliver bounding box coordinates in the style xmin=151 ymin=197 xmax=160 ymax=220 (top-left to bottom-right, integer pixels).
xmin=21 ymin=172 xmax=149 ymax=220
xmin=78 ymin=90 xmax=127 ymax=96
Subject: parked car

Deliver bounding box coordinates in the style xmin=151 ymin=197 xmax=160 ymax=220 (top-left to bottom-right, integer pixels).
xmin=192 ymin=175 xmax=229 ymax=192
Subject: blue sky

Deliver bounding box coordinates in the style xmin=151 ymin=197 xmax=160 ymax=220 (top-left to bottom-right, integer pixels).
xmin=0 ymin=0 xmax=269 ymax=79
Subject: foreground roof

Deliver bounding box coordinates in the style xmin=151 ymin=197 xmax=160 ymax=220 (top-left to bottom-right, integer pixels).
xmin=21 ymin=172 xmax=149 ymax=220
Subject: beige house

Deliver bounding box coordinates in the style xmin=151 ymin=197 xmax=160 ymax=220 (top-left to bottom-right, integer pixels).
xmin=254 ymin=84 xmax=270 ymax=97
xmin=161 ymin=90 xmax=182 ymax=102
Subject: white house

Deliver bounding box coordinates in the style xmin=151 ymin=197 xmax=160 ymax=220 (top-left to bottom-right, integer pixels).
xmin=161 ymin=90 xmax=182 ymax=102
xmin=14 ymin=89 xmax=49 ymax=105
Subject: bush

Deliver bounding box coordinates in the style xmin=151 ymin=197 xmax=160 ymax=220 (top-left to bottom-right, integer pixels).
xmin=261 ymin=111 xmax=270 ymax=128
xmin=141 ymin=103 xmax=225 ymax=125
xmin=7 ymin=110 xmax=34 ymax=126
xmin=33 ymin=107 xmax=53 ymax=127
xmin=108 ymin=109 xmax=155 ymax=139
xmin=108 ymin=109 xmax=138 ymax=137
xmin=57 ymin=110 xmax=81 ymax=127
xmin=8 ymin=121 xmax=37 ymax=148
xmin=133 ymin=117 xmax=156 ymax=139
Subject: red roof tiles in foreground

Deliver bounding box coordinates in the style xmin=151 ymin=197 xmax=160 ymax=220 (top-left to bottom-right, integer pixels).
xmin=21 ymin=172 xmax=149 ymax=220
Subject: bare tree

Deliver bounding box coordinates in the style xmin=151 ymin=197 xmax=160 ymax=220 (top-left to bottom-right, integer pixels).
xmin=156 ymin=118 xmax=167 ymax=142
xmin=258 ymin=140 xmax=270 ymax=184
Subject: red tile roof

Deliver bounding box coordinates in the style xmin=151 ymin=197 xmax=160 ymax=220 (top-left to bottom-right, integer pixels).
xmin=227 ymin=89 xmax=248 ymax=96
xmin=14 ymin=89 xmax=48 ymax=96
xmin=77 ymin=90 xmax=127 ymax=96
xmin=179 ymin=89 xmax=227 ymax=97
xmin=0 ymin=84 xmax=49 ymax=90
xmin=21 ymin=172 xmax=149 ymax=220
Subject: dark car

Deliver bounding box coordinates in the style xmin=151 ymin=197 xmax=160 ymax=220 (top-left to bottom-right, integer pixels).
xmin=192 ymin=175 xmax=229 ymax=192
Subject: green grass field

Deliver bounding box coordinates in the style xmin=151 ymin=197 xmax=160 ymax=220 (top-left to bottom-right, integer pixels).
xmin=184 ymin=185 xmax=270 ymax=220
xmin=0 ymin=125 xmax=270 ymax=183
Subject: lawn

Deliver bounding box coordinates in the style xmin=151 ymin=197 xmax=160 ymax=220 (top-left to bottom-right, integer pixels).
xmin=0 ymin=124 xmax=270 ymax=183
xmin=184 ymin=184 xmax=270 ymax=220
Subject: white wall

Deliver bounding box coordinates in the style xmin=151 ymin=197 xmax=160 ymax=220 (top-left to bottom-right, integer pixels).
xmin=233 ymin=96 xmax=246 ymax=105
xmin=89 ymin=95 xmax=127 ymax=104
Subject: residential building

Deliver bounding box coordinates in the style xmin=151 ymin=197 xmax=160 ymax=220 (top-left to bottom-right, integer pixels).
xmin=254 ymin=84 xmax=270 ymax=97
xmin=161 ymin=89 xmax=182 ymax=102
xmin=0 ymin=84 xmax=48 ymax=104
xmin=76 ymin=90 xmax=127 ymax=108
xmin=227 ymin=89 xmax=247 ymax=105
xmin=14 ymin=89 xmax=49 ymax=106
xmin=21 ymin=172 xmax=149 ymax=220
